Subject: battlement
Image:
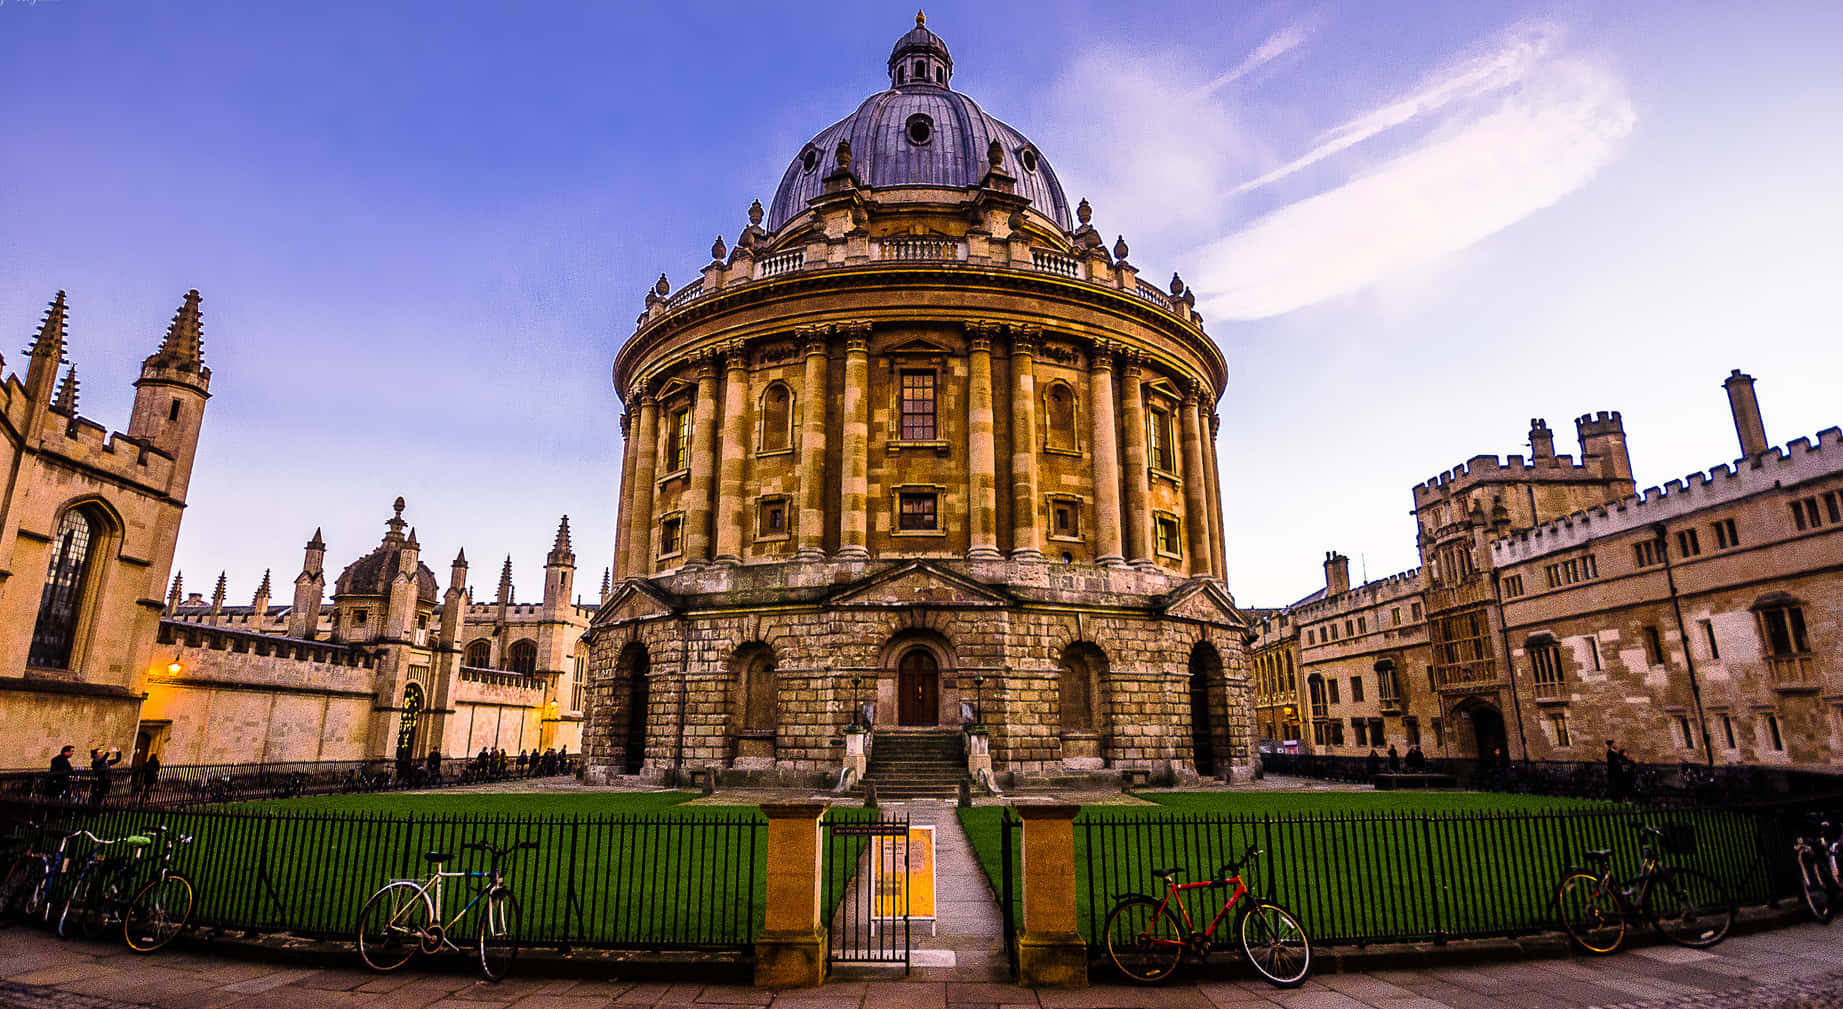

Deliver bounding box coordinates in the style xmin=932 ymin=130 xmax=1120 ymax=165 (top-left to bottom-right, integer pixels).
xmin=1575 ymin=410 xmax=1624 ymax=436
xmin=1491 ymin=427 xmax=1843 ymax=564
xmin=2 ymin=370 xmax=178 ymax=493
xmin=1413 ymin=451 xmax=1607 ymax=502
xmin=1292 ymin=566 xmax=1424 ymax=620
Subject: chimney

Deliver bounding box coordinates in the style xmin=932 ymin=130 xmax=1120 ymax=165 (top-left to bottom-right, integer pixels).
xmin=1723 ymin=369 xmax=1769 ymax=461
xmin=1529 ymin=419 xmax=1554 ymax=459
xmin=1324 ymin=551 xmax=1350 ymax=597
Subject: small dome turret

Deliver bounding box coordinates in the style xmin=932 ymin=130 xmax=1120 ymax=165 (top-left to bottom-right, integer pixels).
xmin=889 ymin=10 xmax=953 ymax=88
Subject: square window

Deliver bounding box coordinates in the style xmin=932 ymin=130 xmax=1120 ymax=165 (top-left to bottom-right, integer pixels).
xmin=352 ymin=608 xmax=368 ymax=624
xmin=758 ymin=499 xmax=788 ymax=538
xmin=660 ymin=516 xmax=684 ymax=556
xmin=898 ymin=490 xmax=938 ymax=531
xmin=1049 ymin=499 xmax=1081 ymax=538
xmin=899 ymin=370 xmax=936 ymax=440
xmin=1154 ymin=516 xmax=1181 ymax=556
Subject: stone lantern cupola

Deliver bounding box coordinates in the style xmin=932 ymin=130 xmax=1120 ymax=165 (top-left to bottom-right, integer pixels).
xmin=889 ymin=11 xmax=952 ymax=88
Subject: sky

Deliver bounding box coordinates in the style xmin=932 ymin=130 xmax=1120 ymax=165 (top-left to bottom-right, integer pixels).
xmin=3 ymin=1 xmax=1840 ymax=609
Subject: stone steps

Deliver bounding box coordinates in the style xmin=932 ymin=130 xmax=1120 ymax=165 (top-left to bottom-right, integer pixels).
xmin=856 ymin=730 xmax=969 ymax=800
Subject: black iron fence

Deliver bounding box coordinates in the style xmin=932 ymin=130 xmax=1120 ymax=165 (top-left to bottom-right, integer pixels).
xmin=0 ymin=756 xmax=578 ymax=809
xmin=0 ymin=799 xmax=761 ymax=952
xmin=822 ymin=813 xmax=911 ymax=970
xmin=1258 ymin=752 xmax=1840 ymax=806
xmin=1075 ymin=799 xmax=1827 ymax=951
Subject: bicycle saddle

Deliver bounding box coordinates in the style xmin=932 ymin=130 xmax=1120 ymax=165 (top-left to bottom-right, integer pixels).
xmin=1586 ymin=848 xmax=1613 ymax=860
xmin=1151 ymin=867 xmax=1185 ymax=880
xmin=423 ymin=850 xmax=451 ymax=864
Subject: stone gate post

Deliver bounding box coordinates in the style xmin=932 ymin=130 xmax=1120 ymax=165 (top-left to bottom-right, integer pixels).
xmin=1015 ymin=803 xmax=1087 ymax=987
xmin=754 ymin=802 xmax=827 ymax=987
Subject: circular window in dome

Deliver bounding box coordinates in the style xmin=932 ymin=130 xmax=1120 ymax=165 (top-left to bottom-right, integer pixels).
xmin=801 ymin=148 xmax=818 ymax=174
xmin=1020 ymin=147 xmax=1040 ymax=173
xmin=906 ymin=114 xmax=934 ymax=146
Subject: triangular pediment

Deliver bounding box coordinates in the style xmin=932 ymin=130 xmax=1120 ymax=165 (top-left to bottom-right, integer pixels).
xmin=885 ymin=337 xmax=952 ymax=356
xmin=1143 ymin=378 xmax=1182 ymax=403
xmin=593 ymin=579 xmax=679 ymax=626
xmin=1162 ymin=581 xmax=1245 ymax=628
xmin=655 ymin=377 xmax=696 ymax=402
xmin=828 ymin=562 xmax=1011 ymax=608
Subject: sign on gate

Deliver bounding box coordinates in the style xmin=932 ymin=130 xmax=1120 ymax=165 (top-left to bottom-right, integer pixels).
xmin=872 ymin=825 xmax=936 ymax=934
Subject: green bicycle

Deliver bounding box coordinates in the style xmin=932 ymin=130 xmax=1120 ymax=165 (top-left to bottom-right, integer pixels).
xmin=356 ymin=840 xmax=534 ymax=980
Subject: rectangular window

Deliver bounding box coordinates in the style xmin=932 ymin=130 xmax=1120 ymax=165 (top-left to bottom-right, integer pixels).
xmin=1503 ymin=574 xmax=1524 ymax=599
xmin=1828 ymin=491 xmax=1843 ymax=524
xmin=1546 ymin=711 xmax=1571 ymax=748
xmin=1351 ymin=676 xmax=1365 ymax=703
xmin=1405 ymin=719 xmax=1421 ymax=746
xmin=1699 ymin=619 xmax=1719 ymax=660
xmin=1720 ymin=715 xmax=1736 ymax=750
xmin=1759 ymin=603 xmax=1809 ymax=656
xmin=1676 ymin=528 xmax=1701 ymax=558
xmin=1154 ymin=516 xmax=1181 ymax=556
xmin=1358 ymin=616 xmax=1367 ymax=634
xmin=1586 ymin=636 xmax=1603 ymax=671
xmin=1642 ymin=625 xmax=1664 ymax=667
xmin=660 ymin=516 xmax=683 ymax=556
xmin=1531 ymin=643 xmax=1564 ymax=691
xmin=1392 ymin=607 xmax=1402 ymax=626
xmin=1344 ymin=619 xmax=1353 ymax=637
xmin=897 ymin=490 xmax=938 ymax=531
xmin=1712 ymin=518 xmax=1739 ymax=550
xmin=1791 ymin=497 xmax=1821 ymax=531
xmin=1634 ymin=539 xmax=1664 ymax=568
xmin=352 ymin=608 xmax=368 ymax=625
xmin=1148 ymin=409 xmax=1174 ymax=471
xmin=1330 ymin=721 xmax=1345 ymax=746
xmin=1674 ymin=716 xmax=1694 ymax=749
xmin=758 ymin=498 xmax=788 ymax=538
xmin=899 ymin=370 xmax=936 ymax=440
xmin=1327 ymin=679 xmax=1340 ymax=704
xmin=1050 ymin=500 xmax=1080 ymax=537
xmin=1370 ymin=720 xmax=1386 ymax=747
xmin=1766 ymin=713 xmax=1784 ymax=752
xmin=667 ymin=407 xmax=691 ymax=472
xmin=1306 ymin=629 xmax=1315 ymax=645
xmin=1411 ymin=602 xmax=1422 ymax=621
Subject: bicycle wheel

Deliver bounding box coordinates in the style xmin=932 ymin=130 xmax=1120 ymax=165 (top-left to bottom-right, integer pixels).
xmin=1646 ymin=867 xmax=1734 ymax=948
xmin=477 ymin=887 xmax=521 ymax=980
xmin=1238 ymin=901 xmax=1312 ymax=988
xmin=124 ymin=875 xmax=194 ymax=952
xmin=1103 ymin=896 xmax=1185 ymax=984
xmin=75 ymin=867 xmax=128 ymax=941
xmin=356 ymin=881 xmax=432 ymax=972
xmin=1556 ymin=873 xmax=1624 ymax=954
xmin=56 ymin=868 xmax=97 ymax=939
xmin=1799 ymin=852 xmax=1835 ymax=925
xmin=0 ymin=856 xmax=40 ymax=924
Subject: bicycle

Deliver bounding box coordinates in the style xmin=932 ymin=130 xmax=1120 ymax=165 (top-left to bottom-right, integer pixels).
xmin=1102 ymin=844 xmax=1312 ymax=987
xmin=122 ymin=825 xmax=195 ymax=952
xmin=2 ymin=827 xmax=93 ymax=925
xmin=1555 ymin=821 xmax=1735 ymax=954
xmin=1792 ymin=814 xmax=1840 ymax=924
xmin=356 ymin=839 xmax=535 ymax=980
xmin=57 ymin=830 xmax=154 ymax=940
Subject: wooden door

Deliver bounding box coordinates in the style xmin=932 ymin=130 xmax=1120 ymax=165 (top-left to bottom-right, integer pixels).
xmin=897 ymin=650 xmax=938 ymax=726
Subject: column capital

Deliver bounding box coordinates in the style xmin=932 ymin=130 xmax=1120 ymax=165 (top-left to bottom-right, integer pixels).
xmin=838 ymin=320 xmax=872 ymax=340
xmin=1119 ymin=348 xmax=1145 ymax=378
xmin=1180 ymin=376 xmax=1202 ymax=406
xmin=965 ymin=319 xmax=1003 ymax=341
xmin=1088 ymin=340 xmax=1118 ymax=372
xmin=690 ymin=351 xmax=718 ymax=378
xmin=1011 ymin=325 xmax=1041 ymax=357
xmin=619 ymin=412 xmax=632 ymax=437
xmin=636 ymin=389 xmax=659 ymax=408
xmin=968 ymin=333 xmax=994 ymax=355
xmin=722 ymin=339 xmax=750 ymax=371
xmin=795 ymin=325 xmax=830 ymax=356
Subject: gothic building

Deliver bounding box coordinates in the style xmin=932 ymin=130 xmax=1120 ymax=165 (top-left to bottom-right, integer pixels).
xmin=584 ymin=16 xmax=1253 ymax=786
xmin=145 ymin=500 xmax=597 ymax=765
xmin=0 ymin=292 xmax=209 ymax=767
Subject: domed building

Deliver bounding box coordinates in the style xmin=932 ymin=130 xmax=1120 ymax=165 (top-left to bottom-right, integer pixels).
xmin=584 ymin=15 xmax=1253 ymax=788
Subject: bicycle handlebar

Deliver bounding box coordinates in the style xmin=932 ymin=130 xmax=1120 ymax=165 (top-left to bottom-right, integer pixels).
xmin=1212 ymin=845 xmax=1263 ymax=884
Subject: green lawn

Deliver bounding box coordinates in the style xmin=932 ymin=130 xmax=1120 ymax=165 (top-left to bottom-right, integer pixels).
xmin=23 ymin=790 xmax=771 ymax=950
xmin=960 ymin=790 xmax=1769 ymax=949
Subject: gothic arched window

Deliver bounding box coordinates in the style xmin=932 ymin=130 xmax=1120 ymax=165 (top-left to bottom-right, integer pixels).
xmin=464 ymin=639 xmax=492 ymax=668
xmin=29 ymin=508 xmax=100 ymax=669
xmin=760 ymin=383 xmax=793 ymax=453
xmin=1044 ymin=383 xmax=1077 ymax=452
xmin=507 ymin=640 xmax=538 ymax=675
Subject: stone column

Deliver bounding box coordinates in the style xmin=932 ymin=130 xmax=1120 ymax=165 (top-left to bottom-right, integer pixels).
xmin=715 ymin=342 xmax=750 ymax=565
xmin=837 ymin=323 xmax=871 ymax=560
xmin=1118 ymin=352 xmax=1153 ymax=567
xmin=683 ymin=355 xmax=721 ymax=565
xmin=613 ymin=410 xmax=635 ymax=579
xmin=754 ymin=802 xmax=827 ymax=987
xmin=1015 ymin=803 xmax=1087 ymax=987
xmin=1180 ymin=383 xmax=1212 ymax=577
xmin=795 ymin=328 xmax=829 ymax=561
xmin=1010 ymin=326 xmax=1042 ymax=560
xmin=1207 ymin=412 xmax=1228 ymax=578
xmin=966 ymin=322 xmax=1001 ymax=560
xmin=1087 ymin=345 xmax=1125 ymax=566
xmin=624 ymin=391 xmax=660 ymax=577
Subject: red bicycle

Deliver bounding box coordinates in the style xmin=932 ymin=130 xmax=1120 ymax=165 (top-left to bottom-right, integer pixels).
xmin=1103 ymin=845 xmax=1312 ymax=987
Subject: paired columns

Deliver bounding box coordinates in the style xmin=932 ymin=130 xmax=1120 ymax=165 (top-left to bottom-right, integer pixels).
xmin=966 ymin=324 xmax=1001 ymax=560
xmin=1087 ymin=347 xmax=1125 ymax=566
xmin=794 ymin=329 xmax=830 ymax=561
xmin=1117 ymin=353 xmax=1154 ymax=568
xmin=714 ymin=344 xmax=750 ymax=564
xmin=1180 ymin=384 xmax=1213 ymax=577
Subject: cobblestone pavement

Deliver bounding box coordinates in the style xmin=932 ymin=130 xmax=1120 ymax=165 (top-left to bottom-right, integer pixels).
xmin=2 ymin=923 xmax=1841 ymax=1009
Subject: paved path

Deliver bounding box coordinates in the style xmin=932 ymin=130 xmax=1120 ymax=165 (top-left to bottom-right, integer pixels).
xmin=5 ymin=918 xmax=1843 ymax=1008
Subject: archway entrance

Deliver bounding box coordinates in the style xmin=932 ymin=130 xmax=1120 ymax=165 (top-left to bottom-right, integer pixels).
xmin=1461 ymin=698 xmax=1508 ymax=764
xmin=1189 ymin=644 xmax=1220 ymax=776
xmin=897 ymin=649 xmax=939 ymax=726
xmin=620 ymin=645 xmax=650 ymax=775
xmin=397 ymin=683 xmax=425 ymax=756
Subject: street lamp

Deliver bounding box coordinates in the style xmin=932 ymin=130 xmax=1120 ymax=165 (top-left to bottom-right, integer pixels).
xmin=850 ymin=676 xmax=864 ymax=731
xmin=972 ymin=675 xmax=986 ymax=728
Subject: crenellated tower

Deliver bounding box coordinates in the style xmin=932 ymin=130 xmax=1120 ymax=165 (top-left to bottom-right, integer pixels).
xmin=127 ymin=290 xmax=213 ymax=497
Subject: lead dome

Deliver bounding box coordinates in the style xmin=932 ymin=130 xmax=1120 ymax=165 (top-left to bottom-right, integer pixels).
xmin=764 ymin=14 xmax=1072 ymax=232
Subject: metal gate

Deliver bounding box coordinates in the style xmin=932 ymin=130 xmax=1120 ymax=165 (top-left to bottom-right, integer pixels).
xmin=999 ymin=809 xmax=1019 ymax=976
xmin=822 ymin=813 xmax=911 ymax=970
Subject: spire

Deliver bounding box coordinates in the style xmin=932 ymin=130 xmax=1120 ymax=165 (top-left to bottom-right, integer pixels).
xmin=600 ymin=567 xmax=612 ymax=604
xmin=497 ymin=555 xmax=513 ymax=604
xmin=51 ymin=365 xmax=79 ymax=415
xmin=149 ymin=289 xmax=204 ymax=367
xmin=253 ymin=568 xmax=272 ymax=605
xmin=406 ymin=526 xmax=420 ymax=548
xmin=453 ymin=547 xmax=467 ymax=567
xmin=211 ymin=571 xmax=227 ymax=607
xmin=308 ymin=527 xmax=326 ymax=550
xmin=384 ymin=496 xmax=407 ymax=541
xmin=548 ymin=515 xmax=575 ymax=566
xmin=166 ymin=571 xmax=184 ymax=614
xmin=25 ymin=291 xmax=69 ymax=400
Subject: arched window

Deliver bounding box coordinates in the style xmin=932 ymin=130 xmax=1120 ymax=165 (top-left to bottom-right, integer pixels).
xmin=737 ymin=647 xmax=777 ymax=731
xmin=760 ymin=383 xmax=793 ymax=453
xmin=397 ymin=682 xmax=424 ymax=753
xmin=29 ymin=508 xmax=100 ymax=669
xmin=507 ymin=640 xmax=538 ymax=675
xmin=1058 ymin=644 xmax=1107 ymax=732
xmin=464 ymin=639 xmax=492 ymax=668
xmin=1044 ymin=383 xmax=1077 ymax=452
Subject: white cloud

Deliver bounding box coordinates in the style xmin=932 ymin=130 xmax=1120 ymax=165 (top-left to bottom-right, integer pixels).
xmin=1192 ymin=29 xmax=1636 ymax=321
xmin=1198 ymin=22 xmax=1316 ymax=97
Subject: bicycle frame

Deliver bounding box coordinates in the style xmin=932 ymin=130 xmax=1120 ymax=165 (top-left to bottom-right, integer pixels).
xmin=1150 ymin=873 xmax=1253 ymax=948
xmin=389 ymin=865 xmax=499 ymax=949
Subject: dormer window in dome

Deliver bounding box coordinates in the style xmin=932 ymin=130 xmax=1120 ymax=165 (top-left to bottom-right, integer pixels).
xmin=1019 ymin=146 xmax=1040 ymax=174
xmin=800 ymin=147 xmax=819 ymax=174
xmin=906 ymin=114 xmax=935 ymax=147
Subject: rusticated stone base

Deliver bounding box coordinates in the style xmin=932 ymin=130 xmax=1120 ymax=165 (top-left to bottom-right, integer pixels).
xmin=753 ymin=928 xmax=827 ymax=987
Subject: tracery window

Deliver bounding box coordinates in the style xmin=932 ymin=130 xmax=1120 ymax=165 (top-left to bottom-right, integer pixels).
xmin=507 ymin=640 xmax=538 ymax=675
xmin=464 ymin=639 xmax=492 ymax=668
xmin=899 ymin=370 xmax=936 ymax=440
xmin=28 ymin=508 xmax=99 ymax=669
